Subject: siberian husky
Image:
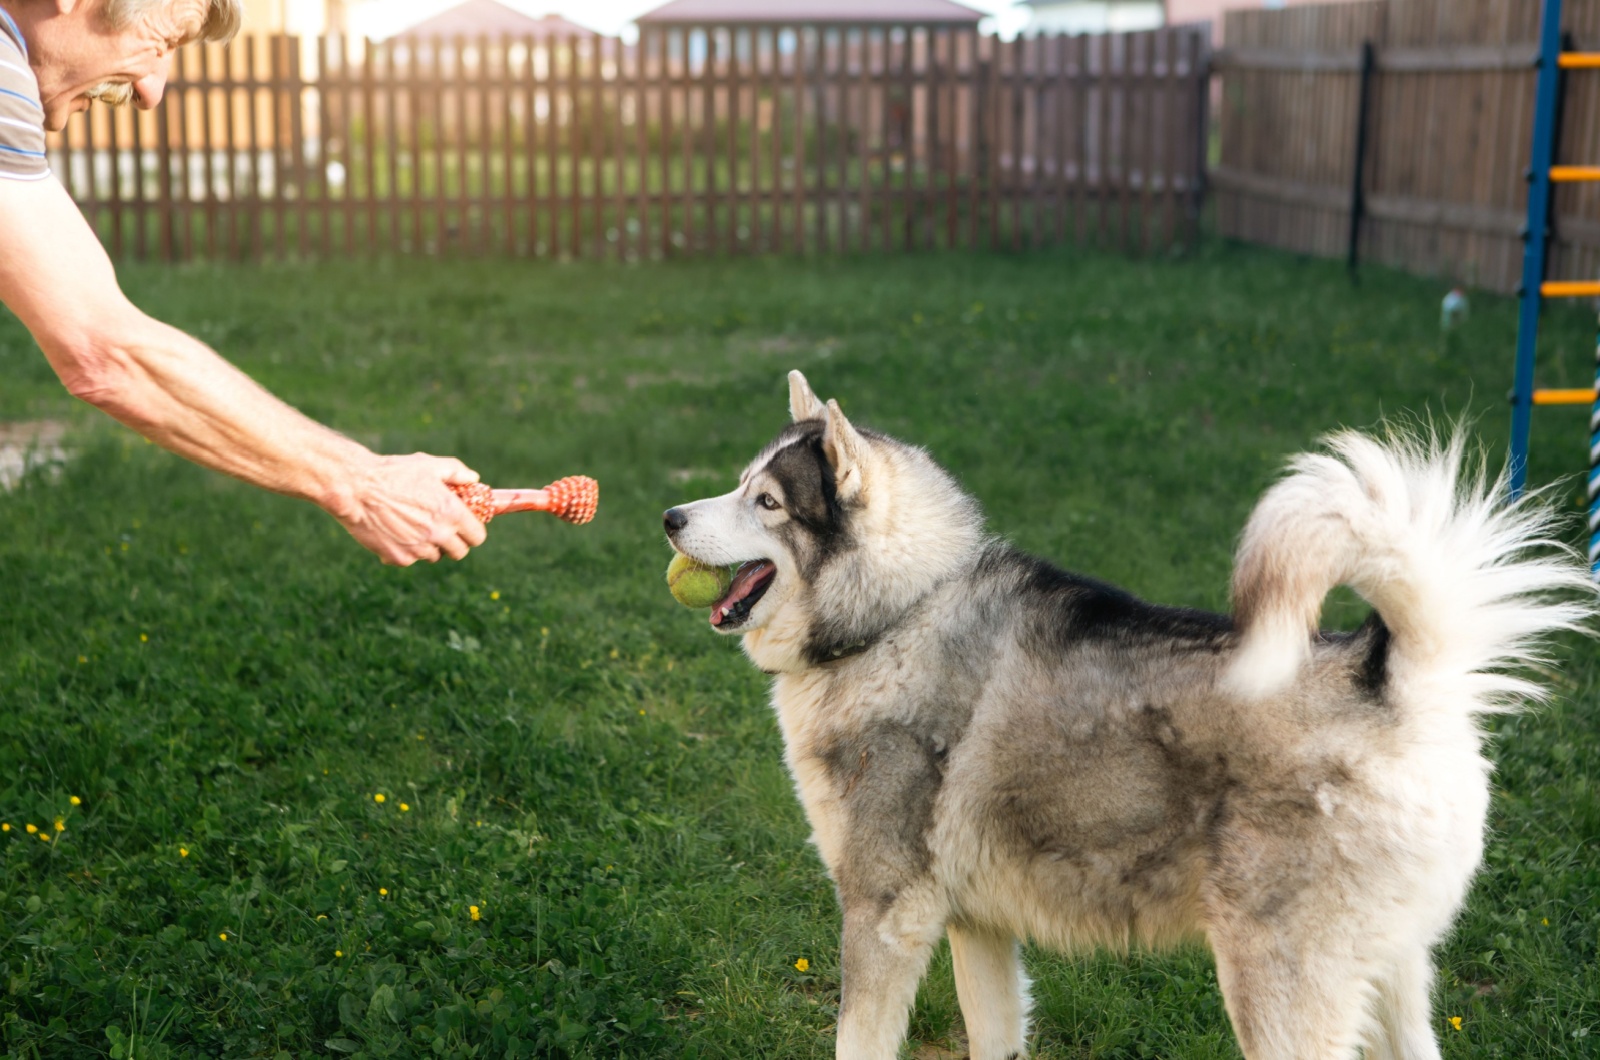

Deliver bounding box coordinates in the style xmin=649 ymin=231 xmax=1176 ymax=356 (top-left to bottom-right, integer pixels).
xmin=661 ymin=371 xmax=1591 ymax=1060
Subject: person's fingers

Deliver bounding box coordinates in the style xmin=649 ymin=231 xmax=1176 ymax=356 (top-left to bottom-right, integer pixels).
xmin=437 ymin=457 xmax=480 ymax=486
xmin=437 ymin=483 xmax=487 ymax=547
xmin=434 ymin=459 xmax=487 ymax=543
xmin=334 ymin=453 xmax=490 ymax=564
xmin=425 ymin=457 xmax=490 ymax=545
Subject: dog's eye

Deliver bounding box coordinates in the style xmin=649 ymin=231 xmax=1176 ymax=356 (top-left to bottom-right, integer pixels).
xmin=757 ymin=492 xmax=781 ymax=511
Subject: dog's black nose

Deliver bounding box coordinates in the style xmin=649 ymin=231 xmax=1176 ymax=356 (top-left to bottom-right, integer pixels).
xmin=663 ymin=507 xmax=688 ymax=533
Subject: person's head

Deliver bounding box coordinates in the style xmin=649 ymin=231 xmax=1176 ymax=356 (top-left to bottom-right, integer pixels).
xmin=13 ymin=0 xmax=241 ymax=130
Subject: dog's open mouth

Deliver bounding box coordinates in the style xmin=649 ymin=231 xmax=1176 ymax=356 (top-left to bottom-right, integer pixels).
xmin=711 ymin=560 xmax=776 ymax=628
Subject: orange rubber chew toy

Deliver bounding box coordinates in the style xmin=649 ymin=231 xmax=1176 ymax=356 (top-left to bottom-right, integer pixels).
xmin=450 ymin=476 xmax=599 ymax=525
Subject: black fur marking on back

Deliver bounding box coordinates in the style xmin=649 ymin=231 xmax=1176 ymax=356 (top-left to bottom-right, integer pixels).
xmin=976 ymin=545 xmax=1234 ymax=658
xmin=1359 ymin=614 xmax=1392 ymax=695
xmin=1318 ymin=611 xmax=1391 ymax=699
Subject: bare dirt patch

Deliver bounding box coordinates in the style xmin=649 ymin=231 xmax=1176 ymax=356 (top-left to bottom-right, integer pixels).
xmin=910 ymin=1036 xmax=969 ymax=1060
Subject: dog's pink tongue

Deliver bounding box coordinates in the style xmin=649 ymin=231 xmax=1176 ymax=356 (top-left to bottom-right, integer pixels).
xmin=710 ymin=560 xmax=775 ymax=627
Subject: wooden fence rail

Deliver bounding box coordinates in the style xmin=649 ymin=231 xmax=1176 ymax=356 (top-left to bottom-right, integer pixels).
xmin=1214 ymin=0 xmax=1600 ymax=294
xmin=45 ymin=25 xmax=1209 ymax=263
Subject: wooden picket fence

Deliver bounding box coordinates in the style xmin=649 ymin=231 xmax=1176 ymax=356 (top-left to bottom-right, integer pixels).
xmin=1213 ymin=0 xmax=1600 ymax=293
xmin=44 ymin=25 xmax=1209 ymax=263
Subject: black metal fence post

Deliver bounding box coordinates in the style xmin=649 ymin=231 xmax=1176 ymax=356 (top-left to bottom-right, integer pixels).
xmin=1346 ymin=39 xmax=1375 ymax=280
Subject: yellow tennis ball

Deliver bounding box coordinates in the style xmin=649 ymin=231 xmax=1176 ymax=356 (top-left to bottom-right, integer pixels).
xmin=666 ymin=553 xmax=731 ymax=609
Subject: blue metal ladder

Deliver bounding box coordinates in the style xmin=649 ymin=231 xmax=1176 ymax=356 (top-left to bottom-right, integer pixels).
xmin=1509 ymin=0 xmax=1600 ymax=579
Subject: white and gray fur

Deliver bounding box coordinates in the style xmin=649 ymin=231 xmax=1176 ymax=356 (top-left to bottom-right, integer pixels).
xmin=662 ymin=371 xmax=1594 ymax=1060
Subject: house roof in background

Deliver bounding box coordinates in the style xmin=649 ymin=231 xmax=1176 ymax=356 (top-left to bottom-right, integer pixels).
xmin=1165 ymin=0 xmax=1359 ymax=28
xmin=637 ymin=0 xmax=984 ymax=26
xmin=394 ymin=0 xmax=596 ymax=39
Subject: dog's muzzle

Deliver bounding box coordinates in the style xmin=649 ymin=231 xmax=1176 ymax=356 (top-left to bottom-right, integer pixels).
xmin=661 ymin=506 xmax=776 ymax=630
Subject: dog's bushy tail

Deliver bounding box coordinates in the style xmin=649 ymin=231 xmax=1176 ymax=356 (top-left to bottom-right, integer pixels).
xmin=1223 ymin=429 xmax=1593 ymax=709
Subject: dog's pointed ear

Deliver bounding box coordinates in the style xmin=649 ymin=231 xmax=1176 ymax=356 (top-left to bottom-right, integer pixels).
xmin=788 ymin=370 xmax=825 ymax=423
xmin=823 ymin=399 xmax=866 ymax=501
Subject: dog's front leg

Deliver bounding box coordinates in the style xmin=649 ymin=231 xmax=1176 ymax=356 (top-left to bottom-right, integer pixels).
xmin=834 ymin=904 xmax=939 ymax=1060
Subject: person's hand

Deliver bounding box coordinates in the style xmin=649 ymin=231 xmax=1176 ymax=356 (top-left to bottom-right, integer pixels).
xmin=331 ymin=453 xmax=488 ymax=565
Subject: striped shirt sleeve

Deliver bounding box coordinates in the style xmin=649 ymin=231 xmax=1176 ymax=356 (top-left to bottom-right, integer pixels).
xmin=0 ymin=10 xmax=48 ymax=181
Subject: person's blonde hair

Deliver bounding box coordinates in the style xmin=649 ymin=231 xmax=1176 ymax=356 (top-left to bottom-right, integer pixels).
xmin=103 ymin=0 xmax=243 ymax=44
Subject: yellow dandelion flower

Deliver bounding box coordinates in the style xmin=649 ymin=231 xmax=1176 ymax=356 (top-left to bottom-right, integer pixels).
xmin=470 ymin=905 xmax=481 ymax=921
xmin=53 ymin=818 xmax=64 ymax=832
xmin=379 ymin=887 xmax=388 ymax=896
xmin=373 ymin=793 xmax=386 ymax=804
xmin=794 ymin=958 xmax=809 ymax=973
xmin=400 ymin=803 xmax=411 ymax=812
xmin=25 ymin=823 xmax=37 ymax=834
xmin=69 ymin=796 xmax=81 ymax=806
xmin=638 ymin=709 xmax=646 ymax=716
xmin=39 ymin=832 xmax=50 ymax=842
xmin=1542 ymin=917 xmax=1550 ymax=926
xmin=1 ymin=823 xmax=9 ymax=832
xmin=490 ymin=591 xmax=500 ymax=601
xmin=1449 ymin=1017 xmax=1462 ymax=1031
xmin=77 ymin=655 xmax=87 ymax=665
xmin=219 ymin=932 xmax=228 ymax=941
xmin=180 ymin=848 xmax=189 ymax=857
xmin=335 ymin=949 xmax=343 ymax=958
xmin=139 ymin=633 xmax=147 ymax=642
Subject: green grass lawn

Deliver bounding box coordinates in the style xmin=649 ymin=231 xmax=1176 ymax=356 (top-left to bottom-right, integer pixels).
xmin=1 ymin=244 xmax=1596 ymax=1059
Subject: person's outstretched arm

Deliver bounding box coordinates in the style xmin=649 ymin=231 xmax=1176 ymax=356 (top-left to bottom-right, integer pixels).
xmin=0 ymin=174 xmax=486 ymax=565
